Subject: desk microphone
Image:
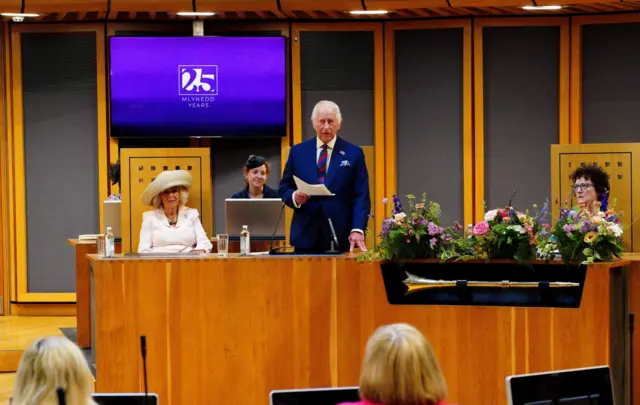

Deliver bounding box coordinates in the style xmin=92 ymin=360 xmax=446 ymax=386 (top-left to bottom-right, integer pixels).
xmin=269 ymin=202 xmax=286 ymax=254
xmin=326 ymin=218 xmax=341 ymax=255
xmin=56 ymin=387 xmax=66 ymax=405
xmin=140 ymin=336 xmax=149 ymax=405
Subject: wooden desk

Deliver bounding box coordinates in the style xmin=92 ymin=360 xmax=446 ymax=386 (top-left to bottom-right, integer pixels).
xmin=67 ymin=239 xmax=121 ymax=348
xmin=88 ymin=255 xmax=634 ymax=405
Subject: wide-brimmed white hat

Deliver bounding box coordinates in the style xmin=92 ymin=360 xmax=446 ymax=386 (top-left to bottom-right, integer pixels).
xmin=141 ymin=170 xmax=192 ymax=206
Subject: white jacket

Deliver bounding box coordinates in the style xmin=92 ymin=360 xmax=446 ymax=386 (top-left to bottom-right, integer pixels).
xmin=137 ymin=207 xmax=212 ymax=253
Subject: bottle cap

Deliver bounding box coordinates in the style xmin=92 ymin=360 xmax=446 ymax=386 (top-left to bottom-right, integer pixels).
xmin=107 ymin=226 xmax=112 ymax=231
xmin=242 ymin=225 xmax=248 ymax=229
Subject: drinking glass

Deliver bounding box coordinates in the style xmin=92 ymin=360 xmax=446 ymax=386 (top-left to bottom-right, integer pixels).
xmin=96 ymin=235 xmax=106 ymax=257
xmin=217 ymin=234 xmax=229 ymax=257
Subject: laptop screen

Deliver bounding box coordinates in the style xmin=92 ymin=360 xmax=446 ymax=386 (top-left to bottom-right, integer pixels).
xmin=506 ymin=366 xmax=614 ymax=405
xmin=270 ymin=387 xmax=360 ymax=405
xmin=93 ymin=393 xmax=159 ymax=405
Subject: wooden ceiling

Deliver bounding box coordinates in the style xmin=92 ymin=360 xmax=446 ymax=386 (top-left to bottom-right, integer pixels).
xmin=1 ymin=0 xmax=640 ymax=20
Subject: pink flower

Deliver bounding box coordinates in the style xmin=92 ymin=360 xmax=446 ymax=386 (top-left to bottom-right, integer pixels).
xmin=499 ymin=210 xmax=508 ymax=218
xmin=473 ymin=221 xmax=490 ymax=236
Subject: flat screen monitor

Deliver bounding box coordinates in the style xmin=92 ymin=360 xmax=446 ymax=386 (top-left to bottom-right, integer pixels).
xmin=270 ymin=387 xmax=360 ymax=405
xmin=109 ymin=36 xmax=286 ymax=138
xmin=93 ymin=393 xmax=159 ymax=405
xmin=506 ymin=366 xmax=614 ymax=405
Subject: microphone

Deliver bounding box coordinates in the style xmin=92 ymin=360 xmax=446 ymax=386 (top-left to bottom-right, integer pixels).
xmin=269 ymin=202 xmax=286 ymax=254
xmin=56 ymin=387 xmax=66 ymax=405
xmin=140 ymin=336 xmax=149 ymax=405
xmin=325 ymin=218 xmax=341 ymax=255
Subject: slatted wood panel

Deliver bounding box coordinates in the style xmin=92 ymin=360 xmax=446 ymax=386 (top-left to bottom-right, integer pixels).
xmin=120 ymin=148 xmax=212 ymax=253
xmin=3 ymin=0 xmax=640 ymax=20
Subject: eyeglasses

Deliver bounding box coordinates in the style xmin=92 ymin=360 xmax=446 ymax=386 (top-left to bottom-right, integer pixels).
xmin=162 ymin=188 xmax=180 ymax=195
xmin=573 ymin=183 xmax=594 ymax=191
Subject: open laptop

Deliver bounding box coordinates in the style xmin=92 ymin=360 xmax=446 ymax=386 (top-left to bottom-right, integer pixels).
xmin=506 ymin=366 xmax=614 ymax=405
xmin=225 ymin=198 xmax=285 ymax=239
xmin=270 ymin=387 xmax=360 ymax=405
xmin=93 ymin=393 xmax=159 ymax=405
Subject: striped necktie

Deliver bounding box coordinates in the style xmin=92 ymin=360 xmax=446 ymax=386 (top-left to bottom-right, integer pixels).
xmin=317 ymin=144 xmax=328 ymax=184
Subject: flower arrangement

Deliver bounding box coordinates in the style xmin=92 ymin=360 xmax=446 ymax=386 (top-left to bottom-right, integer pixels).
xmin=357 ymin=193 xmax=462 ymax=261
xmin=359 ymin=190 xmax=625 ymax=265
xmin=451 ymin=201 xmax=551 ymax=262
xmin=551 ymin=198 xmax=623 ymax=264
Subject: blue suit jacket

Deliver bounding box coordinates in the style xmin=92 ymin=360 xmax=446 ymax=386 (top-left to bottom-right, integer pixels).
xmin=279 ymin=136 xmax=371 ymax=251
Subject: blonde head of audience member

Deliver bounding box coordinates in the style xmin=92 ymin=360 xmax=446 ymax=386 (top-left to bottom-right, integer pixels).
xmin=11 ymin=336 xmax=96 ymax=405
xmin=358 ymin=323 xmax=448 ymax=405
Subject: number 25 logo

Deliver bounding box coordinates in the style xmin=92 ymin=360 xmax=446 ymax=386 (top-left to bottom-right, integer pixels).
xmin=181 ymin=67 xmax=216 ymax=93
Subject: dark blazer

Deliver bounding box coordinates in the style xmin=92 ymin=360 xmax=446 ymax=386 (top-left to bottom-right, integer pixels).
xmin=231 ymin=184 xmax=280 ymax=199
xmin=279 ymin=136 xmax=370 ymax=252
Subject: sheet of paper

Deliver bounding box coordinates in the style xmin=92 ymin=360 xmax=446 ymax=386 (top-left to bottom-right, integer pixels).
xmin=294 ymin=175 xmax=335 ymax=196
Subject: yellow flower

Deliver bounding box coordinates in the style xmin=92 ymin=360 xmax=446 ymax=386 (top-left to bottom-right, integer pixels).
xmin=584 ymin=231 xmax=598 ymax=244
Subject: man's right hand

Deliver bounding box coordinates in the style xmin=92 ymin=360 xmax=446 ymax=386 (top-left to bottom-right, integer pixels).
xmin=294 ymin=191 xmax=310 ymax=206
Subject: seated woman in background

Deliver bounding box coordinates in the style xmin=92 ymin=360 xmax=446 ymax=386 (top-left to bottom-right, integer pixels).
xmin=338 ymin=323 xmax=453 ymax=405
xmin=571 ymin=164 xmax=611 ymax=214
xmin=138 ymin=170 xmax=213 ymax=253
xmin=11 ymin=336 xmax=96 ymax=405
xmin=231 ymin=155 xmax=279 ymax=199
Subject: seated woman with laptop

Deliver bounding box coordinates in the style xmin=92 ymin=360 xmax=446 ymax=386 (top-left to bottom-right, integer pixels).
xmin=231 ymin=155 xmax=279 ymax=199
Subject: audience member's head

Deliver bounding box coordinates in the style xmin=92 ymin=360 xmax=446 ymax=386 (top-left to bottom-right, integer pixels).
xmin=358 ymin=323 xmax=447 ymax=405
xmin=11 ymin=336 xmax=96 ymax=405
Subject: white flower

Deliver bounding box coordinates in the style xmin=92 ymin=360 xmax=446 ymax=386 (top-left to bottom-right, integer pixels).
xmin=609 ymin=223 xmax=623 ymax=237
xmin=507 ymin=225 xmax=525 ymax=234
xmin=484 ymin=209 xmax=498 ymax=222
xmin=394 ymin=213 xmax=406 ymax=222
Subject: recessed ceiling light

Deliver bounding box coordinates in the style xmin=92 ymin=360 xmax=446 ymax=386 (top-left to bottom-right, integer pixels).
xmin=349 ymin=10 xmax=389 ymax=15
xmin=1 ymin=13 xmax=40 ymax=17
xmin=176 ymin=11 xmax=216 ymax=16
xmin=521 ymin=5 xmax=563 ymax=10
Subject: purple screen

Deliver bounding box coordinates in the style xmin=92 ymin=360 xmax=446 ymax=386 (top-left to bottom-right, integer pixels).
xmin=109 ymin=36 xmax=286 ymax=138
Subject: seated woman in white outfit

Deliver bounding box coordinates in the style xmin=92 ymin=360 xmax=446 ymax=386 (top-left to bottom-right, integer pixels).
xmin=138 ymin=170 xmax=213 ymax=253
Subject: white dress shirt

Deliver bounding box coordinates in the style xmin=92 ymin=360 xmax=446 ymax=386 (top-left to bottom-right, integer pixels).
xmin=138 ymin=207 xmax=213 ymax=253
xmin=293 ymin=136 xmax=363 ymax=235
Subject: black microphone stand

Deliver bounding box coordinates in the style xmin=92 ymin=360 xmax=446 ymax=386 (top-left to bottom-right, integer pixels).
xmin=140 ymin=336 xmax=149 ymax=405
xmin=325 ymin=218 xmax=341 ymax=255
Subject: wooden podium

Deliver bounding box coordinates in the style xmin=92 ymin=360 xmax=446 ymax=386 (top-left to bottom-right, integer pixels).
xmin=88 ymin=254 xmax=640 ymax=405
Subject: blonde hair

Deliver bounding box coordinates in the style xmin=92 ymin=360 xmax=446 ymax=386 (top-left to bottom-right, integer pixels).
xmin=151 ymin=186 xmax=189 ymax=208
xmin=359 ymin=323 xmax=447 ymax=405
xmin=12 ymin=336 xmax=97 ymax=405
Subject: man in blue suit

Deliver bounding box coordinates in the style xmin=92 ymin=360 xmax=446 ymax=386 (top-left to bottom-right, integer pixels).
xmin=279 ymin=100 xmax=371 ymax=253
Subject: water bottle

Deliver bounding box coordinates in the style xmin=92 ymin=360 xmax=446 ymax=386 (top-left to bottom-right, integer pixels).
xmin=105 ymin=226 xmax=115 ymax=258
xmin=240 ymin=225 xmax=250 ymax=256
xmin=466 ymin=224 xmax=473 ymax=239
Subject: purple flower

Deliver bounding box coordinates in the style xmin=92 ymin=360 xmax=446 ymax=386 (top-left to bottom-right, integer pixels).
xmin=452 ymin=221 xmax=463 ymax=232
xmin=580 ymin=221 xmax=596 ymax=233
xmin=428 ymin=222 xmax=442 ymax=236
xmin=562 ymin=224 xmax=576 ymax=233
xmin=380 ymin=218 xmax=394 ymax=237
xmin=430 ymin=238 xmax=438 ymax=246
xmin=392 ymin=194 xmax=403 ymax=215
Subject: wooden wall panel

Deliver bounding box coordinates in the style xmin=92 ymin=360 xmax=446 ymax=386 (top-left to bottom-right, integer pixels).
xmin=0 ymin=1 xmax=21 ymax=13
xmin=196 ymin=0 xmax=279 ymax=11
xmin=365 ymin=0 xmax=448 ymax=7
xmin=110 ymin=0 xmax=191 ymax=12
xmin=281 ymin=0 xmax=362 ymax=10
xmin=24 ymin=0 xmax=107 ymax=13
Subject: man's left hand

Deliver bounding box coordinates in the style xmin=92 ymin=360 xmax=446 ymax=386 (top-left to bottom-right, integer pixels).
xmin=349 ymin=232 xmax=367 ymax=252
